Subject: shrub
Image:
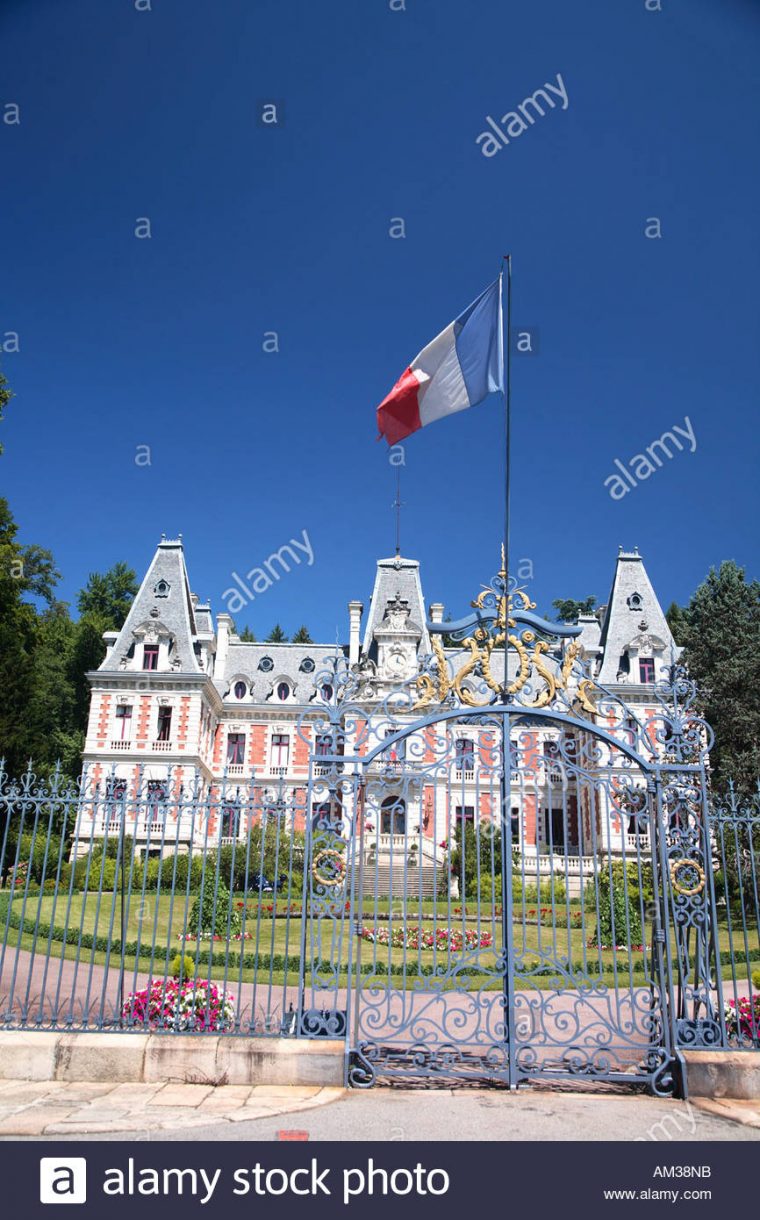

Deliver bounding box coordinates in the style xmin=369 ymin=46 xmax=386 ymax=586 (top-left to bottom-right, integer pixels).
xmin=452 ymin=821 xmax=502 ymax=896
xmin=169 ymin=953 xmax=196 ymax=981
xmin=14 ymin=832 xmax=62 ymax=883
xmin=594 ymin=864 xmax=643 ymax=948
xmin=188 ymin=871 xmax=241 ymax=937
xmin=159 ymin=851 xmax=204 ymax=892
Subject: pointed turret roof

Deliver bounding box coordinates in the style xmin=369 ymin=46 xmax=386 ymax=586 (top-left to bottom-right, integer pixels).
xmin=101 ymin=536 xmax=202 ymax=673
xmin=362 ymin=556 xmax=430 ymax=659
xmin=597 ymin=547 xmax=678 ymax=684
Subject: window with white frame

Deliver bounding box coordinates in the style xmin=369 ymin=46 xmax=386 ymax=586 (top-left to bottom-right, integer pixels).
xmin=143 ymin=644 xmax=159 ymax=671
xmin=156 ymin=706 xmax=172 ymax=742
xmin=114 ymin=704 xmax=132 ymax=740
xmin=384 ymin=727 xmax=406 ymax=763
xmin=227 ymin=732 xmax=245 ymax=765
xmin=271 ymin=733 xmax=290 ymax=770
xmin=455 ymin=737 xmax=474 ymax=772
xmin=639 ymin=657 xmax=655 ymax=683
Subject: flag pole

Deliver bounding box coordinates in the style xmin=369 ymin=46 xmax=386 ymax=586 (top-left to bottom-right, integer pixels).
xmin=502 ymin=253 xmax=512 ymax=702
xmin=499 ymin=252 xmax=517 ymax=1085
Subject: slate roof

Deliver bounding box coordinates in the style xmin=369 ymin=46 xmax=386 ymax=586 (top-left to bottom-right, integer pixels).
xmin=101 ymin=538 xmax=202 ymax=674
xmin=362 ymin=556 xmax=430 ymax=660
xmin=216 ymin=642 xmax=346 ymax=703
xmin=597 ymin=549 xmax=679 ymax=683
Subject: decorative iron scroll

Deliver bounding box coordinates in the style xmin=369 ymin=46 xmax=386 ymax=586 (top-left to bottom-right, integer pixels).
xmin=296 ymin=556 xmax=713 ymax=772
xmin=414 ymin=559 xmax=595 ymax=713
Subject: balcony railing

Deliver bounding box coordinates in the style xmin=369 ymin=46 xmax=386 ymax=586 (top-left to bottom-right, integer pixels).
xmin=109 ymin=740 xmax=132 ymax=751
xmin=270 ymin=765 xmax=288 ymax=776
xmin=98 ymin=817 xmax=191 ymax=838
xmin=225 ymin=763 xmax=245 ymax=776
xmin=152 ymin=740 xmax=173 ymax=751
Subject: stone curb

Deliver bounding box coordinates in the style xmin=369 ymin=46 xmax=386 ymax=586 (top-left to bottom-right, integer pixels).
xmin=690 ymin=1097 xmax=760 ymax=1129
xmin=0 ymin=1031 xmax=344 ymax=1087
xmin=683 ymin=1050 xmax=760 ymax=1101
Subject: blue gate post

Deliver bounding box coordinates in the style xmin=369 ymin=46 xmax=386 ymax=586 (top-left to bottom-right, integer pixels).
xmin=500 ymin=712 xmax=517 ymax=1089
xmin=650 ymin=770 xmax=684 ymax=1096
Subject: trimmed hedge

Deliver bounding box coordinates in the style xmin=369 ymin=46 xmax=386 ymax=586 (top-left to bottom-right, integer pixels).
xmin=6 ymin=902 xmax=758 ymax=980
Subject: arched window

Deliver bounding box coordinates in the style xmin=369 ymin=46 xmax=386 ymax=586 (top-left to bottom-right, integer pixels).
xmin=381 ymin=795 xmax=406 ymax=835
xmin=277 ymin=681 xmax=290 ymax=701
xmin=233 ymin=680 xmax=247 ymax=700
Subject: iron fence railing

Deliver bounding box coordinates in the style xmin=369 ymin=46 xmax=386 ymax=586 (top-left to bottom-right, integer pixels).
xmin=708 ymin=786 xmax=760 ymax=1049
xmin=0 ymin=760 xmax=757 ymax=1055
xmin=0 ymin=765 xmax=315 ymax=1036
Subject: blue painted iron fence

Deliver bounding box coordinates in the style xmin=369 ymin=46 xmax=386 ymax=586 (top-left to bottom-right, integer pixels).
xmin=0 ymin=751 xmax=757 ymax=1086
xmin=0 ymin=568 xmax=758 ymax=1093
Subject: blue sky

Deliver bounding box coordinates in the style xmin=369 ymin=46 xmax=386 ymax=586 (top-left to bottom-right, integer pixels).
xmin=2 ymin=0 xmax=758 ymax=639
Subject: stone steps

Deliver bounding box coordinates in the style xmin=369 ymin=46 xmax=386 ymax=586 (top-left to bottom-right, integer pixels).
xmin=361 ymin=859 xmax=437 ymax=897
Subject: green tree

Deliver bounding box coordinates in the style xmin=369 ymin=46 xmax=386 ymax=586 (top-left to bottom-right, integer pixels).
xmin=22 ymin=603 xmax=81 ymax=776
xmin=291 ymin=625 xmax=312 ymax=643
xmin=77 ymin=562 xmax=137 ymax=624
xmin=450 ymin=820 xmax=502 ymax=898
xmin=69 ymin=563 xmax=139 ymax=734
xmin=265 ymin=623 xmax=286 ymax=642
xmin=680 ymin=561 xmax=760 ymax=796
xmin=665 ymin=601 xmax=689 ymax=646
xmin=551 ymin=596 xmax=597 ymax=623
xmin=239 ymin=625 xmax=256 ymax=642
xmin=0 ymin=497 xmax=60 ymax=776
xmin=593 ymin=863 xmax=643 ymax=949
xmin=188 ymin=869 xmax=241 ymax=936
xmin=0 ymin=366 xmax=12 ymax=453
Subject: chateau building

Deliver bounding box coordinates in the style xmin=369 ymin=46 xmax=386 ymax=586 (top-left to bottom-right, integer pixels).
xmin=79 ymin=538 xmax=679 ymax=878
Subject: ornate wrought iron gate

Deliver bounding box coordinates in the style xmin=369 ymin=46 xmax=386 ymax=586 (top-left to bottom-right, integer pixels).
xmin=3 ymin=562 xmax=755 ymax=1090
xmin=298 ymin=566 xmax=726 ymax=1094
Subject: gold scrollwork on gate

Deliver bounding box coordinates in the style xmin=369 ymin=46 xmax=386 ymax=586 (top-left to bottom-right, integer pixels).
xmin=311 ymin=848 xmax=346 ymax=889
xmin=669 ymin=857 xmax=705 ymax=898
xmin=414 ymin=564 xmax=597 ymax=715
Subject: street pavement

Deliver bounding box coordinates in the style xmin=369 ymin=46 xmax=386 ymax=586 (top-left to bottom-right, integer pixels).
xmin=1 ymin=1081 xmax=758 ymax=1141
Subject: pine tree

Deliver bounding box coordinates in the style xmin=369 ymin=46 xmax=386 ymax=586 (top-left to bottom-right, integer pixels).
xmin=265 ymin=623 xmax=286 ymax=642
xmin=665 ymin=601 xmax=689 ymax=646
xmin=681 ymin=561 xmax=760 ymax=797
xmin=291 ymin=625 xmax=312 ymax=643
xmin=239 ymin=626 xmax=256 ymax=642
xmin=77 ymin=562 xmax=137 ymax=624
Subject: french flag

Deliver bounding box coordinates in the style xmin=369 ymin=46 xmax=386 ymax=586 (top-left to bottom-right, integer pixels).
xmin=376 ymin=277 xmax=504 ymax=445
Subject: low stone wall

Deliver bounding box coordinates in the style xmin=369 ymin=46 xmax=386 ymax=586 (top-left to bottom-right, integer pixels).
xmin=683 ymin=1050 xmax=760 ymax=1100
xmin=0 ymin=1031 xmax=344 ymax=1088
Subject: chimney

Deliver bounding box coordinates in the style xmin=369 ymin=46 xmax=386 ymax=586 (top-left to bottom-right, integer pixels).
xmin=348 ymin=601 xmax=363 ymax=665
xmin=216 ymin=613 xmax=233 ymax=677
xmin=429 ymin=602 xmax=444 ymax=626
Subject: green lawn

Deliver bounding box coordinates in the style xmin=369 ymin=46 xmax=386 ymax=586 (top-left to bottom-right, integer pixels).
xmin=1 ymin=891 xmax=755 ymax=992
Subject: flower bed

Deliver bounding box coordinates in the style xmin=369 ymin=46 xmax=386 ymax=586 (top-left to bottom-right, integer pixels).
xmin=725 ymin=994 xmax=760 ymax=1042
xmin=121 ymin=977 xmax=236 ymax=1031
xmin=179 ymin=931 xmax=254 ymax=942
xmin=359 ymin=925 xmax=492 ymax=951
